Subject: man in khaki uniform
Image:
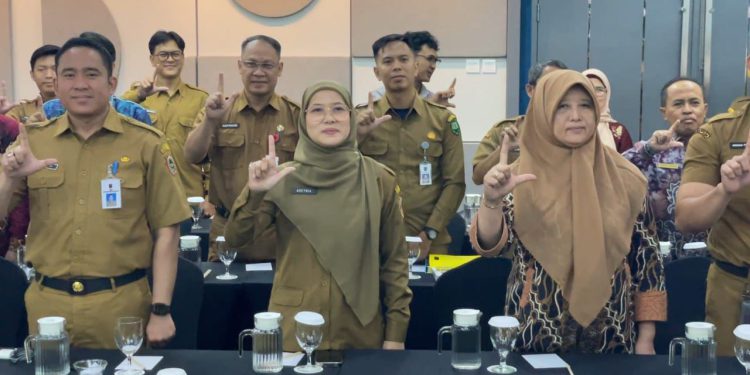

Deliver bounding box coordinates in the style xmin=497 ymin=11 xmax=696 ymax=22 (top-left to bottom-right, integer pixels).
xmin=472 ymin=59 xmax=567 ymax=184
xmin=1 ymin=45 xmax=59 ymax=123
xmin=184 ymin=35 xmax=299 ymax=262
xmin=0 ymin=38 xmax=190 ymax=349
xmin=676 ymin=99 xmax=750 ymax=355
xmin=357 ymin=34 xmax=465 ymax=259
xmin=121 ymin=30 xmax=208 ymax=198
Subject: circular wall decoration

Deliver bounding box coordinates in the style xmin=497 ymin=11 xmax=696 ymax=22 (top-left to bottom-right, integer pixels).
xmin=233 ymin=0 xmax=315 ymax=18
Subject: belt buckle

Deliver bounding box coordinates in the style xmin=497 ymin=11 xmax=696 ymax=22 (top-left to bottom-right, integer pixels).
xmin=70 ymin=280 xmax=85 ymax=294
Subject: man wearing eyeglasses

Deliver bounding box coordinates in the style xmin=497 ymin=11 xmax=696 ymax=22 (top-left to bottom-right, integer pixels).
xmin=122 ymin=31 xmax=208 ymax=201
xmin=371 ymin=31 xmax=456 ymax=107
xmin=184 ymin=35 xmax=299 ymax=262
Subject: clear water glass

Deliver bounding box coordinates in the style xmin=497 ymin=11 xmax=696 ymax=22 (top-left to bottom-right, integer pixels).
xmin=407 ymin=244 xmax=421 ymax=280
xmin=216 ymin=237 xmax=238 ymax=280
xmin=114 ymin=317 xmax=144 ymax=375
xmin=294 ymin=312 xmax=324 ymax=374
xmin=735 ymin=325 xmax=750 ymax=374
xmin=487 ymin=316 xmax=519 ymax=374
xmin=187 ymin=196 xmax=204 ymax=230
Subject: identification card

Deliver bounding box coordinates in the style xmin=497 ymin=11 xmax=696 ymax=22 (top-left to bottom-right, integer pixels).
xmin=101 ymin=178 xmax=122 ymax=209
xmin=419 ymin=161 xmax=432 ymax=186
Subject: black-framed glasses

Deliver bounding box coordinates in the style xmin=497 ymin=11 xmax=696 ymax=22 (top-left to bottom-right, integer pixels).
xmin=155 ymin=51 xmax=183 ymax=61
xmin=417 ymin=54 xmax=442 ymax=65
xmin=241 ymin=60 xmax=278 ymax=72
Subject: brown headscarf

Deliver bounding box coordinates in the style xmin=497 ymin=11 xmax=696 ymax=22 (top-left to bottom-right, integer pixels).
xmin=513 ymin=70 xmax=646 ymax=327
xmin=582 ymin=68 xmax=618 ymax=150
xmin=266 ymin=81 xmax=383 ymax=326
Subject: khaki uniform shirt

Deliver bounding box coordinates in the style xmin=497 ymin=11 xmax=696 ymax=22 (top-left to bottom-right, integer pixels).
xmin=225 ymin=166 xmax=412 ymax=350
xmin=122 ymin=81 xmax=208 ymax=197
xmin=682 ymin=108 xmax=750 ymax=266
xmin=6 ymin=96 xmax=43 ymax=124
xmin=199 ymin=92 xmax=300 ymax=261
xmin=13 ymin=108 xmax=191 ymax=277
xmin=472 ymin=116 xmax=524 ymax=185
xmin=357 ymin=94 xmax=465 ymax=250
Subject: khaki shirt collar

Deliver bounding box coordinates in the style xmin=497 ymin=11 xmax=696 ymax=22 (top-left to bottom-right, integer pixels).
xmin=53 ymin=106 xmax=123 ymax=137
xmin=376 ymin=90 xmax=425 ymax=119
xmin=237 ymin=91 xmax=281 ymax=112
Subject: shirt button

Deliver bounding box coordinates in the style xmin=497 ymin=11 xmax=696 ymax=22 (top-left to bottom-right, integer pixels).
xmin=78 ymin=199 xmax=85 ymax=205
xmin=74 ymin=229 xmax=82 ymax=235
xmin=321 ymin=280 xmax=328 ymax=287
xmin=80 ymin=170 xmax=87 ymax=176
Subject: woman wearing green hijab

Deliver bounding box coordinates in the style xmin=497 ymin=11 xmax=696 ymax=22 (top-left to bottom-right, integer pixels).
xmin=225 ymin=81 xmax=412 ymax=350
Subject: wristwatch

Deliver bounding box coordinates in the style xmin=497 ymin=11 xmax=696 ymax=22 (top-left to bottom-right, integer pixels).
xmin=424 ymin=227 xmax=438 ymax=241
xmin=151 ymin=303 xmax=171 ymax=316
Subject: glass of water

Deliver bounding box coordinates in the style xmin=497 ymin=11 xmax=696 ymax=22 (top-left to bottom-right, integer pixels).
xmin=215 ymin=236 xmax=238 ymax=280
xmin=487 ymin=316 xmax=520 ymax=374
xmin=405 ymin=236 xmax=422 ymax=280
xmin=735 ymin=325 xmax=750 ymax=374
xmin=294 ymin=312 xmax=324 ymax=374
xmin=114 ymin=317 xmax=144 ymax=375
xmin=187 ymin=196 xmax=204 ymax=230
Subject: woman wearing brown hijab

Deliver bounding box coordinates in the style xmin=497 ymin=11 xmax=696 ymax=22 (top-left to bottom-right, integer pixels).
xmin=470 ymin=70 xmax=665 ymax=354
xmin=225 ymin=81 xmax=412 ymax=351
xmin=582 ymin=68 xmax=634 ymax=153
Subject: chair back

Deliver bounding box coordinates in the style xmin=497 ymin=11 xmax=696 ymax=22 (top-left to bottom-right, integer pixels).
xmin=149 ymin=257 xmax=204 ymax=349
xmin=0 ymin=258 xmax=28 ymax=346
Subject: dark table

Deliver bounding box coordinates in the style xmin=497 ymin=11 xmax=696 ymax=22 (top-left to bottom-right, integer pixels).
xmin=1 ymin=349 xmax=744 ymax=374
xmin=197 ymin=262 xmax=438 ymax=350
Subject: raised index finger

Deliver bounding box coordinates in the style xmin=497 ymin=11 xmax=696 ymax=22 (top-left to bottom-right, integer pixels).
xmin=744 ymin=128 xmax=750 ymax=157
xmin=218 ymin=73 xmax=224 ymax=94
xmin=368 ymin=91 xmax=374 ymax=112
xmin=449 ymin=78 xmax=456 ymax=90
xmin=267 ymin=134 xmax=276 ymax=159
xmin=668 ymin=119 xmax=680 ymax=135
xmin=0 ymin=80 xmax=6 ymax=97
xmin=18 ymin=122 xmax=29 ymax=147
xmin=499 ymin=133 xmax=510 ymax=166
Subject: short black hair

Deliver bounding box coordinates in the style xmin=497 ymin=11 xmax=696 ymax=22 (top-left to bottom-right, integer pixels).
xmin=56 ymin=37 xmax=114 ymax=77
xmin=660 ymin=77 xmax=704 ymax=107
xmin=527 ymin=59 xmax=567 ymax=86
xmin=29 ymin=45 xmax=60 ymax=70
xmin=241 ymin=35 xmax=281 ymax=57
xmin=148 ymin=30 xmax=185 ymax=54
xmin=79 ymin=31 xmax=116 ymax=63
xmin=371 ymin=34 xmax=410 ymax=59
xmin=404 ymin=31 xmax=439 ymax=53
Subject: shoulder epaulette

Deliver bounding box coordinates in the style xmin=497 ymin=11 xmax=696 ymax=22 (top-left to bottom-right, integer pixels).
xmin=492 ymin=115 xmax=524 ymax=129
xmin=183 ymin=83 xmax=209 ymax=95
xmin=120 ymin=114 xmax=165 ymax=137
xmin=279 ymin=95 xmax=301 ymax=110
xmin=707 ymin=111 xmax=741 ymax=124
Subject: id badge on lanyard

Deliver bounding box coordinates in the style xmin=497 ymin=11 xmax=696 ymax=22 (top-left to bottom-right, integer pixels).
xmin=419 ymin=141 xmax=432 ymax=186
xmin=101 ymin=161 xmax=122 ymax=209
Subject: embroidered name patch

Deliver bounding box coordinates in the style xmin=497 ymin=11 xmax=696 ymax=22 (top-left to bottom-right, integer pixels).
xmin=292 ymin=186 xmax=318 ymax=195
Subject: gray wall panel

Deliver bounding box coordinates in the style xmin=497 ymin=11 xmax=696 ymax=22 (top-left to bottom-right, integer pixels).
xmin=535 ymin=0 xmax=589 ymax=71
xmin=706 ymin=0 xmax=748 ymax=116
xmin=642 ymin=0 xmax=683 ymax=140
xmin=589 ymin=0 xmax=644 ymax=139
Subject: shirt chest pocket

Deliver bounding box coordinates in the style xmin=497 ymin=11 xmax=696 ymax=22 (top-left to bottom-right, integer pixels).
xmin=27 ymin=171 xmax=65 ymax=221
xmin=100 ymin=170 xmax=145 ymax=220
xmin=360 ymin=140 xmax=388 ymax=158
xmin=425 ymin=143 xmax=443 ymax=163
xmin=216 ymin=130 xmax=245 ymax=170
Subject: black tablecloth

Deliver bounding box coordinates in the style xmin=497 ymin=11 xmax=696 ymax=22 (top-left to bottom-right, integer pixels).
xmin=197 ymin=262 xmax=438 ymax=350
xmin=0 ymin=349 xmax=745 ymax=375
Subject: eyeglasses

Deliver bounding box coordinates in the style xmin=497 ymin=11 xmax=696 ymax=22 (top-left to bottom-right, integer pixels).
xmin=593 ymin=86 xmax=608 ymax=95
xmin=417 ymin=55 xmax=442 ymax=65
xmin=155 ymin=51 xmax=183 ymax=61
xmin=305 ymin=104 xmax=351 ymax=123
xmin=241 ymin=60 xmax=278 ymax=72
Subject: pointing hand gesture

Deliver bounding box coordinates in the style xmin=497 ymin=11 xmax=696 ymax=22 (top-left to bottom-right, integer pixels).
xmin=134 ymin=71 xmax=169 ymax=101
xmin=720 ymin=128 xmax=750 ymax=195
xmin=205 ymin=73 xmax=239 ymax=123
xmin=482 ymin=134 xmax=536 ymax=203
xmin=0 ymin=81 xmax=15 ymax=114
xmin=357 ymin=92 xmax=392 ymax=139
xmin=1 ymin=124 xmax=58 ymax=179
xmin=247 ymin=135 xmax=296 ymax=191
xmin=428 ymin=78 xmax=457 ymax=108
xmin=648 ymin=119 xmax=684 ymax=152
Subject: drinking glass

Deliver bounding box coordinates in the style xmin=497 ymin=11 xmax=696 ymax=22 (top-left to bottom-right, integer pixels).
xmin=187 ymin=197 xmax=204 ymax=230
xmin=294 ymin=312 xmax=324 ymax=374
xmin=407 ymin=243 xmax=421 ymax=280
xmin=487 ymin=316 xmax=519 ymax=374
xmin=216 ymin=236 xmax=238 ymax=280
xmin=114 ymin=317 xmax=144 ymax=375
xmin=735 ymin=325 xmax=750 ymax=374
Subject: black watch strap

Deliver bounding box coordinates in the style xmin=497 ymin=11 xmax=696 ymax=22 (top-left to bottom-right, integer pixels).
xmin=151 ymin=303 xmax=171 ymax=316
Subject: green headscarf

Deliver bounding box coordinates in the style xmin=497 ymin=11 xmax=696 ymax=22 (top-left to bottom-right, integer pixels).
xmin=266 ymin=81 xmax=382 ymax=326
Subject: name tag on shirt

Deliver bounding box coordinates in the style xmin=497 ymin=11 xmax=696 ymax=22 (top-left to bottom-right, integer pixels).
xmin=101 ymin=178 xmax=122 ymax=209
xmin=221 ymin=123 xmax=239 ymax=129
xmin=419 ymin=161 xmax=432 ymax=186
xmin=293 ymin=187 xmax=317 ymax=195
xmin=730 ymin=142 xmax=746 ymax=150
xmin=656 ymin=162 xmax=680 ymax=170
